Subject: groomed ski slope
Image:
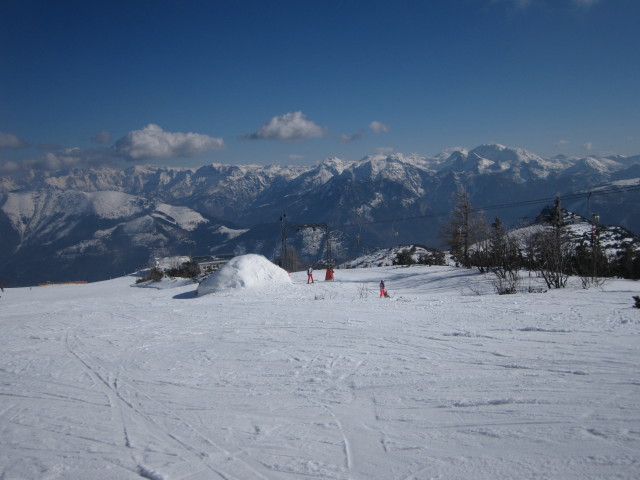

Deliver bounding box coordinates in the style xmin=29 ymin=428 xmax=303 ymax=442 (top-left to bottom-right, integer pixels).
xmin=1 ymin=263 xmax=639 ymax=479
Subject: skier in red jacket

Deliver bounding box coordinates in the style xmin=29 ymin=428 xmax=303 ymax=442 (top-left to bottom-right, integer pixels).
xmin=307 ymin=265 xmax=314 ymax=284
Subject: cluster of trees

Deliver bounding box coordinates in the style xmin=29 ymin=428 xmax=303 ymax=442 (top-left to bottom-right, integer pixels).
xmin=136 ymin=259 xmax=202 ymax=283
xmin=394 ymin=245 xmax=445 ymax=266
xmin=164 ymin=260 xmax=201 ymax=279
xmin=445 ymin=190 xmax=640 ymax=293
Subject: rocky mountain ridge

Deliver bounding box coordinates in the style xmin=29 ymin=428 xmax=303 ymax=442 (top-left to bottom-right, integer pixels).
xmin=1 ymin=143 xmax=639 ymax=286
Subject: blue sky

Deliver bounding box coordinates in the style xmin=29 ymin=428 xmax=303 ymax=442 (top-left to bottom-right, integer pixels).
xmin=1 ymin=0 xmax=639 ymax=172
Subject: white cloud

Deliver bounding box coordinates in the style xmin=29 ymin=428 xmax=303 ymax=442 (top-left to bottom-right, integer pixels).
xmin=245 ymin=112 xmax=326 ymax=142
xmin=369 ymin=121 xmax=389 ymax=134
xmin=582 ymin=141 xmax=594 ymax=151
xmin=340 ymin=131 xmax=365 ymax=143
xmin=0 ymin=160 xmax=20 ymax=174
xmin=0 ymin=147 xmax=114 ymax=175
xmin=0 ymin=132 xmax=29 ymax=149
xmin=554 ymin=139 xmax=570 ymax=148
xmin=92 ymin=130 xmax=113 ymax=144
xmin=114 ymin=124 xmax=224 ymax=160
xmin=39 ymin=151 xmax=80 ymax=170
xmin=288 ymin=154 xmax=304 ymax=161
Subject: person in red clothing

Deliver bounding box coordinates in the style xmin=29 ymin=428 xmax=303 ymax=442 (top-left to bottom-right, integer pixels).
xmin=379 ymin=279 xmax=386 ymax=297
xmin=307 ymin=265 xmax=314 ymax=284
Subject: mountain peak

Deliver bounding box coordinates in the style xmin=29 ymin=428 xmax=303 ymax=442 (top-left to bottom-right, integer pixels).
xmin=469 ymin=143 xmax=543 ymax=163
xmin=317 ymin=156 xmax=351 ymax=175
xmin=429 ymin=143 xmax=568 ymax=179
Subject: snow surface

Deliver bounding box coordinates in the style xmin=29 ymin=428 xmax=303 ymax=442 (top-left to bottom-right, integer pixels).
xmin=196 ymin=254 xmax=291 ymax=296
xmin=1 ymin=264 xmax=640 ymax=479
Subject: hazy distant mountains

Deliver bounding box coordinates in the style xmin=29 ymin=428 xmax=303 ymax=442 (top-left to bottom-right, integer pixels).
xmin=1 ymin=143 xmax=639 ymax=286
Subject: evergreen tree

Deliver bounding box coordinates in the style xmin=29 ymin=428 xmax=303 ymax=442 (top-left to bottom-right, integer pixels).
xmin=613 ymin=244 xmax=640 ymax=280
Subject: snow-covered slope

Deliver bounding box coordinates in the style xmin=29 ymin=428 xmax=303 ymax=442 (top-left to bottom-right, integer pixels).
xmin=1 ymin=265 xmax=639 ymax=479
xmin=1 ymin=190 xmax=154 ymax=242
xmin=0 ymin=189 xmax=211 ymax=285
xmin=507 ymin=209 xmax=640 ymax=258
xmin=152 ymin=203 xmax=208 ymax=231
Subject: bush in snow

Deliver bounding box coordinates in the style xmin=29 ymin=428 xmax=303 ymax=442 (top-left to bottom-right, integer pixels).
xmin=165 ymin=260 xmax=201 ymax=279
xmin=397 ymin=245 xmax=445 ymax=266
xmin=136 ymin=267 xmax=164 ymax=283
xmin=394 ymin=247 xmax=416 ymax=266
xmin=572 ymin=240 xmax=608 ymax=289
xmin=469 ymin=217 xmax=522 ymax=294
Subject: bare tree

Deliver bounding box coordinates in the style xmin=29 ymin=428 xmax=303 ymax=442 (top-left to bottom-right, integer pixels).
xmin=573 ymin=239 xmax=607 ymax=289
xmin=487 ymin=217 xmax=522 ymax=294
xmin=530 ymin=197 xmax=571 ymax=289
xmin=444 ymin=188 xmax=487 ymax=268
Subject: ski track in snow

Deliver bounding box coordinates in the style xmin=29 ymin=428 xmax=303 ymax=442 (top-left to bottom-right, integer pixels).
xmin=1 ymin=265 xmax=640 ymax=479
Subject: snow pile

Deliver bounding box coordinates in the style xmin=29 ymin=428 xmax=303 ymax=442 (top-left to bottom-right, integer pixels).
xmin=197 ymin=253 xmax=291 ymax=295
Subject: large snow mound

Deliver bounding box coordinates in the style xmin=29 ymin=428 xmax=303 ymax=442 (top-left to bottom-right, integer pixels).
xmin=197 ymin=254 xmax=291 ymax=295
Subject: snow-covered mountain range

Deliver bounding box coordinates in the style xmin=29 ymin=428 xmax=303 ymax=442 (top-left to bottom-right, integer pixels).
xmin=1 ymin=143 xmax=639 ymax=286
